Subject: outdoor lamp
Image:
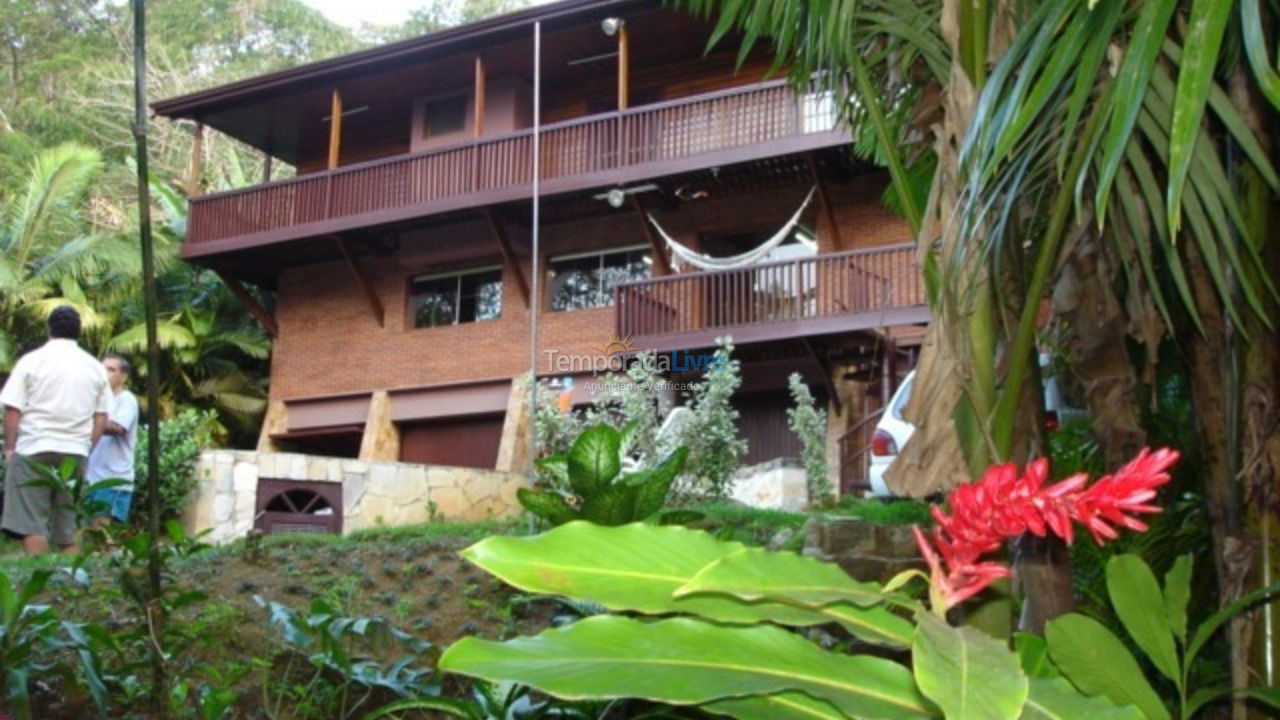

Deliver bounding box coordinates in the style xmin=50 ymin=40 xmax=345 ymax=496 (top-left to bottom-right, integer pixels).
xmin=601 ymin=17 xmax=624 ymax=36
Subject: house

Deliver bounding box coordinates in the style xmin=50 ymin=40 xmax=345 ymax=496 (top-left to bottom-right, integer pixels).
xmin=153 ymin=0 xmax=926 ymax=531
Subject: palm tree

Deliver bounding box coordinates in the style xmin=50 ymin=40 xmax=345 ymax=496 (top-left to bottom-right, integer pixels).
xmin=682 ymin=0 xmax=1280 ymax=700
xmin=109 ymin=267 xmax=270 ymax=443
xmin=0 ymin=143 xmax=141 ymax=369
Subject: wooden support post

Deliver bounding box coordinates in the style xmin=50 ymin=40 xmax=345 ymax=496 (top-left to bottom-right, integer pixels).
xmin=262 ymin=151 xmax=273 ymax=183
xmin=807 ymin=153 xmax=844 ymax=250
xmin=485 ymin=209 xmax=530 ymax=308
xmin=328 ymin=88 xmax=343 ymax=170
xmin=474 ymin=55 xmax=486 ymax=138
xmin=335 ymin=236 xmax=385 ymax=326
xmin=802 ymin=337 xmax=842 ymax=415
xmin=186 ymin=122 xmax=204 ymax=197
xmin=630 ymin=196 xmax=671 ymax=276
xmin=617 ymin=25 xmax=630 ymax=110
xmin=215 ymin=271 xmax=278 ymax=338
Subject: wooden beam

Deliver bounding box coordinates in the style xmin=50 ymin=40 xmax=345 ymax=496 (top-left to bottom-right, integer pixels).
xmin=474 ymin=55 xmax=486 ymax=138
xmin=630 ymin=196 xmax=671 ymax=275
xmin=617 ymin=25 xmax=630 ymax=110
xmin=216 ymin=271 xmax=278 ymax=338
xmin=802 ymin=337 xmax=842 ymax=415
xmin=335 ymin=236 xmax=384 ymax=326
xmin=186 ymin=122 xmax=203 ymax=197
xmin=327 ymin=89 xmax=343 ymax=170
xmin=808 ymin=153 xmax=844 ymax=250
xmin=485 ymin=209 xmax=530 ymax=308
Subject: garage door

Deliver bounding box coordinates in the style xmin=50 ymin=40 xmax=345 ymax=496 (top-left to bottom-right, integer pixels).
xmin=399 ymin=414 xmax=505 ymax=469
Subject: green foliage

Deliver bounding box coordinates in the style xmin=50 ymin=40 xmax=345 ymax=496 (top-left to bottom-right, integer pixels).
xmin=255 ymin=594 xmax=436 ymax=720
xmin=440 ymin=522 xmax=1146 ymax=720
xmin=830 ymin=497 xmax=933 ymax=526
xmin=1045 ymin=553 xmax=1280 ymax=719
xmin=520 ymin=423 xmax=690 ymax=526
xmin=785 ymin=372 xmax=830 ymax=504
xmin=133 ymin=407 xmax=218 ymax=523
xmin=0 ymin=569 xmax=65 ymax=720
xmin=675 ymin=337 xmax=746 ymax=500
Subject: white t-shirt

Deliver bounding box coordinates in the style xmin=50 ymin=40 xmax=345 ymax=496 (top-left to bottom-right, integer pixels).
xmin=87 ymin=389 xmax=139 ymax=486
xmin=0 ymin=338 xmax=111 ymax=456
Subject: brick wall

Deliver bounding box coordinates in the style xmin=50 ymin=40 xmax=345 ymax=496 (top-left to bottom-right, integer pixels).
xmin=269 ymin=177 xmax=913 ymax=402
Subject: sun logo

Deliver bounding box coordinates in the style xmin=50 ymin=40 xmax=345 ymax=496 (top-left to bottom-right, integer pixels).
xmin=593 ymin=331 xmax=636 ymax=357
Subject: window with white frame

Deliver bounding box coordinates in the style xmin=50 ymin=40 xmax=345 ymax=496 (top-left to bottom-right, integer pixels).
xmin=409 ymin=267 xmax=502 ymax=328
xmin=548 ymin=246 xmax=651 ymax=311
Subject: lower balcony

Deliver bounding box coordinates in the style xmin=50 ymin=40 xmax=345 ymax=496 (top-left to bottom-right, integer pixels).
xmin=614 ymin=244 xmax=927 ymax=352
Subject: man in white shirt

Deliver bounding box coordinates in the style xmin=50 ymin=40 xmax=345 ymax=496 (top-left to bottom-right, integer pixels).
xmin=87 ymin=353 xmax=139 ymax=526
xmin=1 ymin=306 xmax=110 ymax=554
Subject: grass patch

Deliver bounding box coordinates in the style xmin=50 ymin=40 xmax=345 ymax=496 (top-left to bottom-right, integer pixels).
xmin=829 ymin=496 xmax=933 ymax=526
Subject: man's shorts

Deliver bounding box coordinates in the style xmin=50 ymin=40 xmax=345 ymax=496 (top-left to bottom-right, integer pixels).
xmin=89 ymin=488 xmax=134 ymax=524
xmin=1 ymin=452 xmax=83 ymax=546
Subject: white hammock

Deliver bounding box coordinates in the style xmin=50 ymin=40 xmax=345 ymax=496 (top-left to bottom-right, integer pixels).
xmin=648 ymin=187 xmax=817 ymax=271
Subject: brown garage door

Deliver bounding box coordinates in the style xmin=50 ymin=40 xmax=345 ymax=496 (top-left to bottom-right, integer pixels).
xmin=399 ymin=414 xmax=504 ymax=469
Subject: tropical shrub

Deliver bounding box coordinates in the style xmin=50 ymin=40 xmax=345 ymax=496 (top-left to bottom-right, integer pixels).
xmin=520 ymin=423 xmax=689 ymax=526
xmin=1044 ymin=553 xmax=1280 ymax=719
xmin=786 ymin=372 xmax=830 ymax=504
xmin=132 ymin=406 xmax=218 ymax=523
xmin=674 ymin=337 xmax=746 ymax=500
xmin=434 ymin=447 xmax=1270 ymax=720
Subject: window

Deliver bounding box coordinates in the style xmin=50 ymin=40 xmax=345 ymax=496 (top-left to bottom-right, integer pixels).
xmin=549 ymin=247 xmax=651 ymax=311
xmin=423 ymin=95 xmax=467 ymax=137
xmin=409 ymin=267 xmax=502 ymax=328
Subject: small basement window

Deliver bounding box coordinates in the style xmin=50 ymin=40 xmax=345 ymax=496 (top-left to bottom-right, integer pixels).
xmin=548 ymin=246 xmax=651 ymax=311
xmin=410 ymin=266 xmax=503 ymax=328
xmin=424 ymin=95 xmax=467 ymax=137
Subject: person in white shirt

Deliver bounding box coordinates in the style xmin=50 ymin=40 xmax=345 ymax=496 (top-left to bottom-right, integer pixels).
xmin=86 ymin=353 xmax=139 ymax=526
xmin=0 ymin=306 xmax=110 ymax=555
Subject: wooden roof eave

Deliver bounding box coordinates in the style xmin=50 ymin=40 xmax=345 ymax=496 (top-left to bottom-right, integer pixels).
xmin=150 ymin=0 xmax=651 ymax=121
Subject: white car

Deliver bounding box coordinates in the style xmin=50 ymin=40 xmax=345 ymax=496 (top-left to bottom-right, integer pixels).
xmin=867 ymin=361 xmax=1085 ymax=496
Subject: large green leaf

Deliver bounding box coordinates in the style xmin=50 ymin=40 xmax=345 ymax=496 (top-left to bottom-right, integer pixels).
xmin=580 ymin=485 xmax=639 ymax=525
xmin=441 ymin=616 xmax=935 ymax=719
xmin=1014 ymin=632 xmax=1056 ymax=679
xmin=1105 ymin=555 xmax=1180 ymax=684
xmin=912 ymin=612 xmax=1027 ymax=720
xmin=462 ymin=522 xmax=832 ymax=626
xmin=567 ymin=425 xmax=621 ymax=497
xmin=703 ymin=690 xmax=849 ymax=720
xmin=1020 ymin=676 xmax=1148 ymax=720
xmin=1166 ymin=0 xmax=1232 ymax=233
xmin=1163 ymin=554 xmax=1193 ymax=645
xmin=461 ymin=522 xmax=912 ymax=645
xmin=1045 ymin=613 xmax=1169 ymax=720
xmin=678 ymin=546 xmax=887 ymax=607
xmin=515 ymin=488 xmax=578 ymax=526
xmin=630 ymin=446 xmax=688 ymax=520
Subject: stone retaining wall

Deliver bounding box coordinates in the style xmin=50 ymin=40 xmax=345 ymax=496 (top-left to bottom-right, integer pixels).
xmin=184 ymin=450 xmax=528 ymax=544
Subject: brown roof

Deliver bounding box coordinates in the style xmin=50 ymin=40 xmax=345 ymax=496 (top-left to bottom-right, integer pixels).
xmin=152 ymin=0 xmax=652 ymax=119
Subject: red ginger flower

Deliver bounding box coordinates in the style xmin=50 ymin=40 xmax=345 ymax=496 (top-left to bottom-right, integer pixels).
xmin=915 ymin=447 xmax=1179 ymax=610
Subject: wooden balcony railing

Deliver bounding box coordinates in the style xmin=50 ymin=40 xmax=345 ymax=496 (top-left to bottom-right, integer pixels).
xmin=614 ymin=244 xmax=924 ymax=345
xmin=187 ymin=79 xmax=845 ymax=250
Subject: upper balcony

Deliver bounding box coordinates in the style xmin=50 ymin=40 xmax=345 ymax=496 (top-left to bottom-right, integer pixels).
xmin=184 ymin=80 xmax=850 ymax=260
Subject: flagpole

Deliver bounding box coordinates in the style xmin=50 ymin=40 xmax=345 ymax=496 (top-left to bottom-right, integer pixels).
xmin=528 ymin=20 xmax=541 ymax=474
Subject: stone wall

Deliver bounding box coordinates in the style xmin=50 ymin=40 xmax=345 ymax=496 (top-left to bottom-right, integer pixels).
xmin=185 ymin=450 xmax=528 ymax=544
